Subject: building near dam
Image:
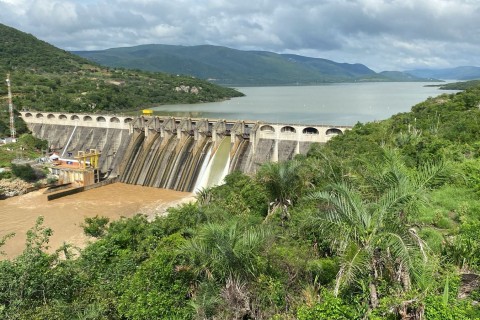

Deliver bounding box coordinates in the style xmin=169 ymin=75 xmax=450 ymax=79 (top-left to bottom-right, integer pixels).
xmin=20 ymin=111 xmax=350 ymax=192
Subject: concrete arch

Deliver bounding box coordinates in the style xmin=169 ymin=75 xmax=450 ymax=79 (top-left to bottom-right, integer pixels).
xmin=83 ymin=116 xmax=92 ymax=121
xmin=110 ymin=117 xmax=120 ymax=123
xmin=36 ymin=113 xmax=44 ymax=118
xmin=281 ymin=126 xmax=296 ymax=133
xmin=260 ymin=125 xmax=275 ymax=133
xmin=59 ymin=114 xmax=67 ymax=120
xmin=71 ymin=115 xmax=80 ymax=120
xmin=47 ymin=114 xmax=55 ymax=119
xmin=96 ymin=116 xmax=106 ymax=122
xmin=326 ymin=128 xmax=343 ymax=135
xmin=303 ymin=127 xmax=319 ymax=134
xmin=25 ymin=112 xmax=33 ymax=118
xmin=124 ymin=118 xmax=133 ymax=124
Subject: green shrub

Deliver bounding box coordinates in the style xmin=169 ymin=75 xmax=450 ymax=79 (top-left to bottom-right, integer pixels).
xmin=0 ymin=170 xmax=12 ymax=179
xmin=11 ymin=163 xmax=37 ymax=181
xmin=424 ymin=295 xmax=471 ymax=320
xmin=306 ymin=258 xmax=338 ymax=285
xmin=81 ymin=215 xmax=110 ymax=238
xmin=297 ymin=289 xmax=355 ymax=320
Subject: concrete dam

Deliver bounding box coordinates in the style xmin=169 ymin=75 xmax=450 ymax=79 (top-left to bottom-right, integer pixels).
xmin=20 ymin=111 xmax=351 ymax=192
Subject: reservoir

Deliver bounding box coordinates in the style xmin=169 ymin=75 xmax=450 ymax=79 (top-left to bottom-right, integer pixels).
xmin=152 ymin=82 xmax=452 ymax=125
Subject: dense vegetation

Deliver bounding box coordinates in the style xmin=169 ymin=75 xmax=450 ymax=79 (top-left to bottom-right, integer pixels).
xmin=437 ymin=79 xmax=480 ymax=90
xmin=0 ymin=23 xmax=243 ymax=117
xmin=2 ymin=85 xmax=480 ymax=319
xmin=75 ymin=44 xmax=431 ymax=86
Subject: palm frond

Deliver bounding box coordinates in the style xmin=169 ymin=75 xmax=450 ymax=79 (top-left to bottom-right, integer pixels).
xmin=335 ymin=243 xmax=370 ymax=295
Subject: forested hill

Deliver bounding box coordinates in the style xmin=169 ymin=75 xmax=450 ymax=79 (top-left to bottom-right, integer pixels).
xmin=74 ymin=44 xmax=431 ymax=85
xmin=0 ymin=23 xmax=243 ymax=132
xmin=0 ymin=24 xmax=92 ymax=73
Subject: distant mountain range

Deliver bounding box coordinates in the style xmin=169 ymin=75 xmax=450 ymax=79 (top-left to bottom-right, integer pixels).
xmin=74 ymin=44 xmax=434 ymax=86
xmin=406 ymin=66 xmax=480 ymax=80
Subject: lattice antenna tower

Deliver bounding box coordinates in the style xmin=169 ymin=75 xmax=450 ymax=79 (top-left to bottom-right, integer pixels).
xmin=6 ymin=73 xmax=15 ymax=139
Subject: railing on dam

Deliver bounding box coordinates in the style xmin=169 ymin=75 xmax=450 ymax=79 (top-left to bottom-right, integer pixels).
xmin=19 ymin=111 xmax=352 ymax=144
xmin=19 ymin=111 xmax=134 ymax=130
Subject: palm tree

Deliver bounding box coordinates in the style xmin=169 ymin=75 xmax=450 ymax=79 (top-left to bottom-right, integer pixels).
xmin=180 ymin=222 xmax=270 ymax=319
xmin=257 ymin=160 xmax=304 ymax=221
xmin=307 ymin=151 xmax=447 ymax=309
xmin=180 ymin=222 xmax=269 ymax=282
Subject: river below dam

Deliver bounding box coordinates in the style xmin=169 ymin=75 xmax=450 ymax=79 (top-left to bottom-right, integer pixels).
xmin=0 ymin=183 xmax=192 ymax=258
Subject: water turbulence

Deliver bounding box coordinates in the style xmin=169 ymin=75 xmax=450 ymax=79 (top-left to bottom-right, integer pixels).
xmin=119 ymin=118 xmax=230 ymax=192
xmin=116 ymin=114 xmax=269 ymax=193
xmin=194 ymin=136 xmax=231 ymax=192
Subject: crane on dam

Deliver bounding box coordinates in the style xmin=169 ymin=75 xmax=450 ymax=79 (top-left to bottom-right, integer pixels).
xmin=6 ymin=73 xmax=16 ymax=141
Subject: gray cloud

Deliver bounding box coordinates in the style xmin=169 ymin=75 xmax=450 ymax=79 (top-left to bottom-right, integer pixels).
xmin=1 ymin=0 xmax=479 ymax=70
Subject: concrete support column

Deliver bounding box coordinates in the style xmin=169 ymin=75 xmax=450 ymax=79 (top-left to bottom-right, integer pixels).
xmin=129 ymin=123 xmax=134 ymax=134
xmin=272 ymin=139 xmax=279 ymax=162
xmin=194 ymin=129 xmax=199 ymax=141
xmin=250 ymin=122 xmax=260 ymax=155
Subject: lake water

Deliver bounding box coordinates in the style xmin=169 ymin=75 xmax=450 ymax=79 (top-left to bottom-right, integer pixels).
xmin=152 ymin=82 xmax=454 ymax=125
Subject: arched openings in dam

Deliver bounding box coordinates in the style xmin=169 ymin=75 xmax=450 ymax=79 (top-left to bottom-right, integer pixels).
xmin=124 ymin=118 xmax=133 ymax=124
xmin=36 ymin=113 xmax=44 ymax=118
xmin=110 ymin=117 xmax=120 ymax=123
xmin=96 ymin=116 xmax=106 ymax=122
xmin=25 ymin=112 xmax=33 ymax=118
xmin=71 ymin=115 xmax=80 ymax=120
xmin=326 ymin=128 xmax=343 ymax=135
xmin=83 ymin=116 xmax=93 ymax=122
xmin=281 ymin=126 xmax=296 ymax=133
xmin=303 ymin=127 xmax=319 ymax=135
xmin=260 ymin=125 xmax=275 ymax=133
xmin=47 ymin=114 xmax=55 ymax=119
xmin=59 ymin=114 xmax=67 ymax=120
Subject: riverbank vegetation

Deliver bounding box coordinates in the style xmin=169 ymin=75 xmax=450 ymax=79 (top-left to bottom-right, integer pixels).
xmin=2 ymin=87 xmax=480 ymax=318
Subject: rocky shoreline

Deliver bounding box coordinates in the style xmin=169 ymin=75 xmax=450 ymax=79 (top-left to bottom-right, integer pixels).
xmin=0 ymin=178 xmax=36 ymax=199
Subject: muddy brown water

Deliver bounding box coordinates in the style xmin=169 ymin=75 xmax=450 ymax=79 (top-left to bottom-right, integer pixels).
xmin=0 ymin=183 xmax=193 ymax=259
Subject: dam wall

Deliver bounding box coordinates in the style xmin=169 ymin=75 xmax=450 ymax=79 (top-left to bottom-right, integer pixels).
xmin=20 ymin=111 xmax=350 ymax=192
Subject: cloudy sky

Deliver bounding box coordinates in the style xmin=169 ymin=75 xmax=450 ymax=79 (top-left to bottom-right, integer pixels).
xmin=1 ymin=0 xmax=479 ymax=71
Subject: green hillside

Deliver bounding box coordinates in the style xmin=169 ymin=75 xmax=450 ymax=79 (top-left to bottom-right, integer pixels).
xmin=0 ymin=23 xmax=243 ymax=133
xmin=75 ymin=44 xmax=430 ymax=85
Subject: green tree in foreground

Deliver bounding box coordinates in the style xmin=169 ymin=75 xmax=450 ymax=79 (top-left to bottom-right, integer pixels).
xmin=308 ymin=149 xmax=448 ymax=315
xmin=257 ymin=160 xmax=305 ymax=221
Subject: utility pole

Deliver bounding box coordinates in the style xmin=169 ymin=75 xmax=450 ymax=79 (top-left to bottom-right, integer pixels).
xmin=6 ymin=73 xmax=16 ymax=140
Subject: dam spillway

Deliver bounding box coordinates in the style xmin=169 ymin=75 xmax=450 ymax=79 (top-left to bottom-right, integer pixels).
xmin=20 ymin=111 xmax=351 ymax=192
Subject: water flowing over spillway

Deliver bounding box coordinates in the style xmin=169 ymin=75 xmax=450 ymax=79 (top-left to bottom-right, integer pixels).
xmin=194 ymin=136 xmax=231 ymax=192
xmin=120 ymin=131 xmax=233 ymax=192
